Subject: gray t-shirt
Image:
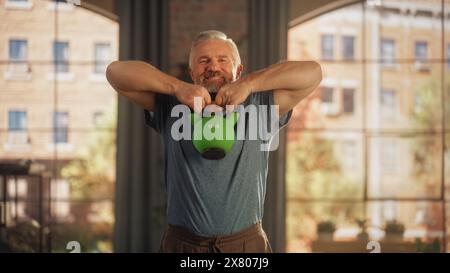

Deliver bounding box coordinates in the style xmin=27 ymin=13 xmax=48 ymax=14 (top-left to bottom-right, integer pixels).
xmin=144 ymin=91 xmax=291 ymax=236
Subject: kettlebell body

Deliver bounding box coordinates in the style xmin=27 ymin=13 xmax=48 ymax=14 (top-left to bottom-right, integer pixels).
xmin=190 ymin=112 xmax=239 ymax=160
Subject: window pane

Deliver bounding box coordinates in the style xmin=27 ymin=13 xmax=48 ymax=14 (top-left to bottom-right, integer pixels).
xmin=286 ymin=132 xmax=364 ymax=200
xmin=53 ymin=41 xmax=69 ymax=73
xmin=53 ymin=112 xmax=68 ymax=143
xmin=94 ymin=43 xmax=111 ymax=74
xmin=342 ymin=36 xmax=355 ymax=61
xmin=287 ymin=201 xmax=444 ymax=253
xmin=321 ymin=34 xmax=334 ymax=60
xmin=366 ymin=0 xmax=443 ymax=60
xmin=8 ymin=111 xmax=27 ymax=131
xmin=342 ymin=88 xmax=355 ymax=113
xmin=320 ymin=86 xmax=333 ymax=103
xmin=380 ymin=39 xmax=395 ymax=65
xmin=366 ymin=63 xmax=442 ymax=130
xmin=415 ymin=41 xmax=428 ymax=61
xmin=289 ymin=2 xmax=363 ymax=62
xmin=368 ymin=136 xmax=442 ymax=199
xmin=9 ymin=39 xmax=27 ymax=61
xmin=288 ymin=63 xmax=363 ymax=130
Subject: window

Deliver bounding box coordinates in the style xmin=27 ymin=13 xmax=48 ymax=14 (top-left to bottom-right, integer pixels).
xmin=8 ymin=39 xmax=29 ymax=76
xmin=93 ymin=111 xmax=104 ymax=127
xmin=53 ymin=41 xmax=69 ymax=73
xmin=380 ymin=89 xmax=396 ymax=120
xmin=94 ymin=43 xmax=111 ymax=74
xmin=9 ymin=39 xmax=27 ymax=62
xmin=342 ymin=36 xmax=355 ymax=61
xmin=8 ymin=111 xmax=28 ymax=146
xmin=380 ymin=38 xmax=395 ymax=66
xmin=321 ymin=34 xmax=334 ymax=61
xmin=380 ymin=139 xmax=398 ymax=174
xmin=342 ymin=140 xmax=356 ymax=169
xmin=53 ymin=112 xmax=69 ymax=143
xmin=287 ymin=0 xmax=448 ymax=253
xmin=8 ymin=111 xmax=27 ymax=131
xmin=415 ymin=41 xmax=428 ymax=61
xmin=320 ymin=86 xmax=334 ymax=103
xmin=342 ymin=88 xmax=355 ymax=114
xmin=5 ymin=0 xmax=32 ymax=9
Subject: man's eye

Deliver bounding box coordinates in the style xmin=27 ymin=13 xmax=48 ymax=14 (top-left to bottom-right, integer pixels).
xmin=219 ymin=59 xmax=228 ymax=63
xmin=199 ymin=60 xmax=208 ymax=64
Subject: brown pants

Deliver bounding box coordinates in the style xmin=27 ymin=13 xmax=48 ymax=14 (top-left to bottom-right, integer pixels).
xmin=159 ymin=222 xmax=272 ymax=253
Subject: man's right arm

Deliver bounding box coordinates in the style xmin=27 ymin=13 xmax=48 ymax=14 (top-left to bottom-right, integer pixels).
xmin=106 ymin=61 xmax=211 ymax=111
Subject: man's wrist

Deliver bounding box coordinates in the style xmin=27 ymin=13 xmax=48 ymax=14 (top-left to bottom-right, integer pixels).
xmin=242 ymin=74 xmax=256 ymax=94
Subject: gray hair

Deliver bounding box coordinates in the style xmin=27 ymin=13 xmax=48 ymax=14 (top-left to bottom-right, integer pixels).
xmin=188 ymin=30 xmax=241 ymax=69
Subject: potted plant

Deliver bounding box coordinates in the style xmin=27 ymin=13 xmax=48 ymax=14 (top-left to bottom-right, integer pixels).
xmin=316 ymin=220 xmax=336 ymax=241
xmin=355 ymin=218 xmax=369 ymax=242
xmin=384 ymin=220 xmax=405 ymax=243
xmin=415 ymin=238 xmax=441 ymax=253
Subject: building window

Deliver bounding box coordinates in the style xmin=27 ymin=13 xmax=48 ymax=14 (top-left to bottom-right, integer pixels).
xmin=342 ymin=88 xmax=355 ymax=114
xmin=380 ymin=89 xmax=396 ymax=120
xmin=414 ymin=94 xmax=421 ymax=113
xmin=380 ymin=139 xmax=398 ymax=174
xmin=9 ymin=39 xmax=27 ymax=62
xmin=415 ymin=41 xmax=428 ymax=61
xmin=9 ymin=111 xmax=27 ymax=132
xmin=321 ymin=34 xmax=334 ymax=61
xmin=342 ymin=36 xmax=355 ymax=61
xmin=5 ymin=0 xmax=32 ymax=9
xmin=7 ymin=39 xmax=30 ymax=77
xmin=342 ymin=140 xmax=356 ymax=169
xmin=53 ymin=112 xmax=69 ymax=143
xmin=8 ymin=111 xmax=28 ymax=146
xmin=94 ymin=43 xmax=111 ymax=74
xmin=93 ymin=111 xmax=104 ymax=127
xmin=320 ymin=86 xmax=333 ymax=103
xmin=380 ymin=38 xmax=395 ymax=66
xmin=320 ymin=86 xmax=339 ymax=116
xmin=53 ymin=41 xmax=69 ymax=73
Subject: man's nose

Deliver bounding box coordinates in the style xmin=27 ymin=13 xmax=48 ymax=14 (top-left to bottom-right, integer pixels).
xmin=206 ymin=60 xmax=220 ymax=71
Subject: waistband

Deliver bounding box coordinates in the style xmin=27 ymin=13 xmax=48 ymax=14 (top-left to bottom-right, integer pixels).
xmin=165 ymin=222 xmax=264 ymax=246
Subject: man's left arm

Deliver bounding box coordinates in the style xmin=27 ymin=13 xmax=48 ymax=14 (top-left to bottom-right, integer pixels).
xmin=216 ymin=61 xmax=322 ymax=115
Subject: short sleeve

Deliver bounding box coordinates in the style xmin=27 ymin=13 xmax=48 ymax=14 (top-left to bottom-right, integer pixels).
xmin=250 ymin=91 xmax=292 ymax=129
xmin=144 ymin=94 xmax=175 ymax=134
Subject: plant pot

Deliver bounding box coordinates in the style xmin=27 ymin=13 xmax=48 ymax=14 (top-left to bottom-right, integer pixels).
xmin=357 ymin=232 xmax=369 ymax=242
xmin=318 ymin=232 xmax=334 ymax=241
xmin=385 ymin=233 xmax=403 ymax=243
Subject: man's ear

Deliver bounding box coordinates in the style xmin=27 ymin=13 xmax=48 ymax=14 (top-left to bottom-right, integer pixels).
xmin=236 ymin=64 xmax=244 ymax=79
xmin=188 ymin=67 xmax=194 ymax=82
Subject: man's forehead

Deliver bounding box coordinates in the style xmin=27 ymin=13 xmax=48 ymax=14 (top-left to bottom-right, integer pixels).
xmin=192 ymin=40 xmax=234 ymax=58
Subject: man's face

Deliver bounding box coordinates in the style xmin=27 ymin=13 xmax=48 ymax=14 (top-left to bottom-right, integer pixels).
xmin=189 ymin=39 xmax=243 ymax=92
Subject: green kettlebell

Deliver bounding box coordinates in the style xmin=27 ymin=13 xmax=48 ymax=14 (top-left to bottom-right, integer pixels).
xmin=190 ymin=111 xmax=239 ymax=160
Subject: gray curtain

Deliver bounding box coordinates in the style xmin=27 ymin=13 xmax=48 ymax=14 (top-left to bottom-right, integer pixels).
xmin=248 ymin=0 xmax=289 ymax=253
xmin=113 ymin=0 xmax=169 ymax=253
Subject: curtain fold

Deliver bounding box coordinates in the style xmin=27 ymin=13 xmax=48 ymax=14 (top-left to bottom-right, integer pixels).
xmin=248 ymin=0 xmax=289 ymax=253
xmin=113 ymin=0 xmax=168 ymax=253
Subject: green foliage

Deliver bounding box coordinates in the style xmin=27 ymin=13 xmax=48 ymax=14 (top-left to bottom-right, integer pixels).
xmin=355 ymin=218 xmax=368 ymax=233
xmin=415 ymin=238 xmax=441 ymax=253
xmin=411 ymin=72 xmax=450 ymax=190
xmin=286 ymin=133 xmax=362 ymax=241
xmin=61 ymin=104 xmax=117 ymax=200
xmin=317 ymin=220 xmax=336 ymax=234
xmin=384 ymin=220 xmax=405 ymax=235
